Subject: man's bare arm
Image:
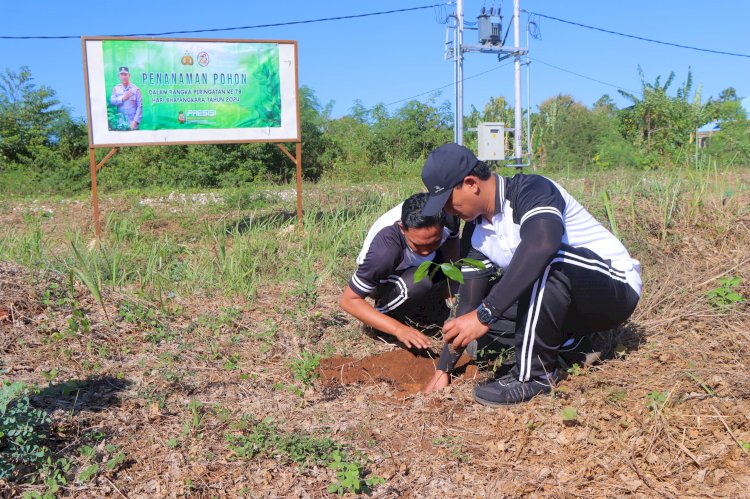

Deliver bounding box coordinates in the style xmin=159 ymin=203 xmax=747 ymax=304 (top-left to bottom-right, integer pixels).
xmin=339 ymin=285 xmax=431 ymax=349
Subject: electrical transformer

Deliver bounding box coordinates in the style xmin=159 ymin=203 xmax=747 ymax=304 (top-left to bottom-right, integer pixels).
xmin=477 ymin=13 xmax=502 ymax=46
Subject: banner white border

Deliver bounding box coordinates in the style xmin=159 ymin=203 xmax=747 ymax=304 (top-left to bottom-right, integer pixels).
xmin=82 ymin=37 xmax=300 ymax=147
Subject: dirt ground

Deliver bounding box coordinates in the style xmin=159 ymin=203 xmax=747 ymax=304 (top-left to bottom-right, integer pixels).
xmin=320 ymin=350 xmax=478 ymax=399
xmin=1 ymin=181 xmax=750 ymax=497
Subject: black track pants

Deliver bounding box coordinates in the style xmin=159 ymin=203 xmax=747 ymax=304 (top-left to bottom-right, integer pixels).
xmin=515 ymin=244 xmax=639 ymax=381
xmin=369 ymin=265 xmax=438 ymax=314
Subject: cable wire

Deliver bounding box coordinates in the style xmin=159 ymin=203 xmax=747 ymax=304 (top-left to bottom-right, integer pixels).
xmin=0 ymin=4 xmax=442 ymax=40
xmin=529 ymin=57 xmax=638 ymax=94
xmin=525 ymin=11 xmax=750 ymax=59
xmin=385 ymin=60 xmax=514 ymax=107
xmin=527 ymin=13 xmax=542 ymax=40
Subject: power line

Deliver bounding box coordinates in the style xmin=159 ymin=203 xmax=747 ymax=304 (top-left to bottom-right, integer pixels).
xmin=0 ymin=4 xmax=442 ymax=40
xmin=385 ymin=61 xmax=514 ymax=107
xmin=525 ymin=11 xmax=750 ymax=59
xmin=529 ymin=57 xmax=638 ymax=94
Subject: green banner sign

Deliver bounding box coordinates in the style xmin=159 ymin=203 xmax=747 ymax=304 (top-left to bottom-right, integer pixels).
xmin=102 ymin=40 xmax=281 ymax=131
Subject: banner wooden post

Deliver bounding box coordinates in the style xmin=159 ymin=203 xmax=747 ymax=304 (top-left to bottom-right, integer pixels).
xmin=89 ymin=147 xmax=119 ymax=241
xmin=295 ymin=141 xmax=303 ymax=228
xmin=276 ymin=143 xmax=303 ymax=228
xmin=89 ymin=148 xmax=102 ymax=240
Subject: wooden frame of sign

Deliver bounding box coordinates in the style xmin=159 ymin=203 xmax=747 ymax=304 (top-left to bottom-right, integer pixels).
xmin=81 ymin=36 xmax=302 ymax=239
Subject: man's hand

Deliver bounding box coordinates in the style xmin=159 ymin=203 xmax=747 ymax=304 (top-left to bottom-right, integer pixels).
xmin=130 ymin=121 xmax=139 ymax=130
xmin=394 ymin=326 xmax=431 ymax=349
xmin=121 ymin=90 xmax=133 ymax=101
xmin=443 ymin=310 xmax=489 ymax=348
xmin=422 ymin=370 xmax=449 ymax=393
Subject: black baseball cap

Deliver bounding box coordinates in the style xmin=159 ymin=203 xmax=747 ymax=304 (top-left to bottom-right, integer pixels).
xmin=421 ymin=143 xmax=479 ymax=216
xmin=118 ymin=66 xmax=130 ymax=74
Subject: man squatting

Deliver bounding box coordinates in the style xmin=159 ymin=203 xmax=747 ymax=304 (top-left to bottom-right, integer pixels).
xmin=420 ymin=144 xmax=641 ymax=405
xmin=339 ymin=193 xmax=459 ymax=349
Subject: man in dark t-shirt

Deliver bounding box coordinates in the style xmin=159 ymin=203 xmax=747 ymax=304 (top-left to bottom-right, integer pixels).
xmin=340 ymin=193 xmax=459 ymax=348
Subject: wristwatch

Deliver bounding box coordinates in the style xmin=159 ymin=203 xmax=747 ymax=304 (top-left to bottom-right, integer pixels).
xmin=476 ymin=303 xmax=497 ymax=326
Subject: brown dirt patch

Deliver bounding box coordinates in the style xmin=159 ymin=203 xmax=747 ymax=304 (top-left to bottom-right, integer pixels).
xmin=320 ymin=349 xmax=477 ymax=398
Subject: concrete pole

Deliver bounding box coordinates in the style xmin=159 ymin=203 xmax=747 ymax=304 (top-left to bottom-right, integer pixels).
xmin=453 ymin=28 xmax=459 ymax=144
xmin=526 ymin=15 xmax=533 ymax=165
xmin=513 ymin=0 xmax=522 ymax=161
xmin=455 ymin=0 xmax=464 ymax=145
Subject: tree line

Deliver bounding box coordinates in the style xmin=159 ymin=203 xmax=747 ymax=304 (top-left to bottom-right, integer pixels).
xmin=0 ymin=66 xmax=747 ymax=194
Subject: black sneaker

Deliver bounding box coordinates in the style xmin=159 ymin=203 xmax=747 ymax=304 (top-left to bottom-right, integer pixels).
xmin=559 ymin=336 xmax=602 ymax=367
xmin=473 ymin=368 xmax=567 ymax=406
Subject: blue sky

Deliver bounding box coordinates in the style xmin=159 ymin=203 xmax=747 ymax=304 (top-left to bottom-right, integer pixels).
xmin=1 ymin=1 xmax=748 ymax=120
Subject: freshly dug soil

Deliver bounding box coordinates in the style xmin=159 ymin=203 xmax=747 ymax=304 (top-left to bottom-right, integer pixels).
xmin=320 ymin=349 xmax=478 ymax=397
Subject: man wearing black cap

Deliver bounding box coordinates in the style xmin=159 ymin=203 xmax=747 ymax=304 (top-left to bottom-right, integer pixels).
xmin=421 ymin=143 xmax=641 ymax=405
xmin=109 ymin=66 xmax=142 ymax=130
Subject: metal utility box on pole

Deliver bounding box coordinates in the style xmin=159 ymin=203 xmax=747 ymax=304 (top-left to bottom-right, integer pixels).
xmin=477 ymin=122 xmax=505 ymax=161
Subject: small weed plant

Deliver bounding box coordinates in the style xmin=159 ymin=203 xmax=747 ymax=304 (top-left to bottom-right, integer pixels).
xmin=705 ymin=276 xmax=745 ymax=312
xmin=567 ymin=363 xmax=583 ymax=376
xmin=560 ymin=406 xmax=578 ymax=425
xmin=646 ymin=390 xmax=669 ymax=413
xmin=69 ymin=241 xmax=109 ymax=320
xmin=280 ymin=351 xmax=323 ymax=397
xmin=72 ymin=443 xmax=126 ymax=485
xmin=327 ymin=449 xmax=385 ymax=494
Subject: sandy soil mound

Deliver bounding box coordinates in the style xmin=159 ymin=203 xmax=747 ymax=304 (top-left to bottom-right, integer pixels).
xmin=320 ymin=349 xmax=477 ymax=397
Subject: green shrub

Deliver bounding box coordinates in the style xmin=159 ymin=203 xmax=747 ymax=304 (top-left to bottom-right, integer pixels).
xmin=0 ymin=382 xmax=52 ymax=480
xmin=704 ymin=121 xmax=750 ymax=166
xmin=594 ymin=131 xmax=639 ymax=169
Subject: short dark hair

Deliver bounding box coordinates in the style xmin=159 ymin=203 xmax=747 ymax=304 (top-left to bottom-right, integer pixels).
xmin=401 ymin=192 xmax=445 ymax=230
xmin=467 ymin=160 xmax=492 ymax=180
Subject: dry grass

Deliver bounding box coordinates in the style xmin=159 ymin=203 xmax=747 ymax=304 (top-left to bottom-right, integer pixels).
xmin=1 ymin=171 xmax=749 ymax=497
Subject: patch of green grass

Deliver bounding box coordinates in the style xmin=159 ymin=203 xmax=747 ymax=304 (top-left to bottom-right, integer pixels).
xmin=225 ymin=416 xmax=383 ymax=495
xmin=223 ymin=353 xmax=241 ymax=371
xmin=430 ymin=435 xmax=469 ymax=463
xmin=119 ymin=300 xmax=175 ymax=344
xmin=606 ymin=388 xmax=627 ymax=406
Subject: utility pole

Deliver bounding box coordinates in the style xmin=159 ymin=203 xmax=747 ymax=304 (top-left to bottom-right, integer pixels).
xmin=449 ymin=0 xmax=528 ymax=164
xmin=512 ymin=0 xmax=522 ymax=162
xmin=454 ymin=0 xmax=464 ymax=145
